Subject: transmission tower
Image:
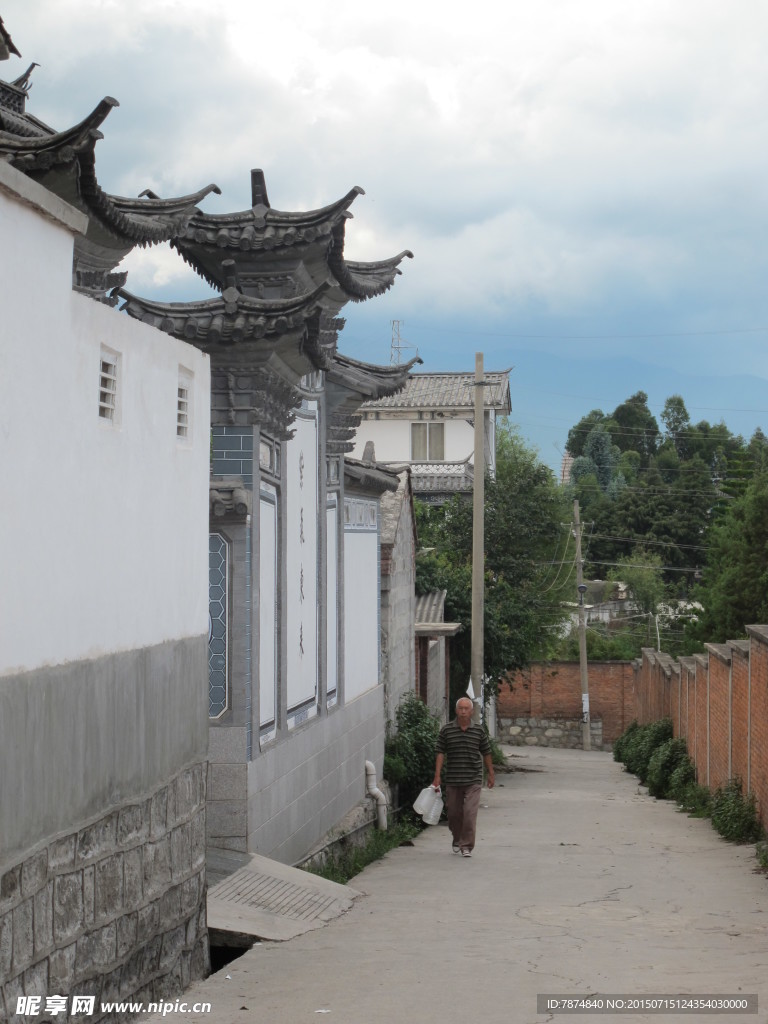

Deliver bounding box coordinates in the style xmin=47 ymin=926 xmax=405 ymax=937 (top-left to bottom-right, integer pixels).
xmin=390 ymin=320 xmax=419 ymax=365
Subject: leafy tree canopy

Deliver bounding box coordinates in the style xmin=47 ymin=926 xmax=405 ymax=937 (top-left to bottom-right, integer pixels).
xmin=415 ymin=422 xmax=572 ymax=701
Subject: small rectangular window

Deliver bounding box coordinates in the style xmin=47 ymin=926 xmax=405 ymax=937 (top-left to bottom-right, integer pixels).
xmin=411 ymin=422 xmax=427 ymax=460
xmin=411 ymin=422 xmax=444 ymax=461
xmin=98 ymin=348 xmax=119 ymax=423
xmin=177 ymin=368 xmax=193 ymax=440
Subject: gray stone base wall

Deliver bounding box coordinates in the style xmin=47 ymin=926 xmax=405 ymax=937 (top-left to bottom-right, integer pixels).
xmin=500 ymin=716 xmax=604 ymax=750
xmin=0 ymin=763 xmax=209 ymax=1022
xmin=208 ymin=686 xmax=387 ymax=866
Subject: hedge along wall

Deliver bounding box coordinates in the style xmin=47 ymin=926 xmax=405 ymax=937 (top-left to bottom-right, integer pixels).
xmin=497 ymin=661 xmax=635 ymax=746
xmin=635 ymin=626 xmax=768 ymax=831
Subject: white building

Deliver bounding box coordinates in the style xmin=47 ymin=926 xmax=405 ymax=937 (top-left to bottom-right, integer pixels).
xmin=0 ymin=159 xmax=211 ymax=1005
xmin=351 ymin=370 xmax=512 ymax=502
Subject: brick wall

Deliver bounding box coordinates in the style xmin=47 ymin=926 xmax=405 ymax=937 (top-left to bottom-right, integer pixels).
xmin=497 ymin=661 xmax=635 ymax=746
xmin=634 ymin=627 xmax=768 ymax=832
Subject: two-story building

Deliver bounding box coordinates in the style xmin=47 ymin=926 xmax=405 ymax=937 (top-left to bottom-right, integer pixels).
xmin=351 ymin=370 xmax=512 ymax=503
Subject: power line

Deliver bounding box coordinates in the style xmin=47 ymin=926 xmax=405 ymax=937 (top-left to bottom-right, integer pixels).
xmin=588 ymin=533 xmax=711 ymax=552
xmin=406 ymin=322 xmax=768 ymax=341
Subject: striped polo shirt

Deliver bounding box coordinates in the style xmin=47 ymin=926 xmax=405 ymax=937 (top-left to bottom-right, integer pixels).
xmin=436 ymin=720 xmax=491 ymax=786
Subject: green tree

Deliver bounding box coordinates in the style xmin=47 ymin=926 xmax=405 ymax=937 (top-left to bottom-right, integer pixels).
xmin=661 ymin=394 xmax=691 ymax=458
xmin=416 ymin=423 xmax=571 ymax=701
xmin=609 ymin=547 xmax=666 ymax=616
xmin=610 ymin=391 xmax=659 ymax=464
xmin=689 ymin=473 xmax=768 ymax=642
xmin=565 ymin=409 xmax=607 ymax=458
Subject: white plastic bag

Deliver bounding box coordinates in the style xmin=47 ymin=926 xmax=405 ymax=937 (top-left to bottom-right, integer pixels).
xmin=413 ymin=785 xmax=438 ymax=815
xmin=421 ymin=791 xmax=444 ymax=825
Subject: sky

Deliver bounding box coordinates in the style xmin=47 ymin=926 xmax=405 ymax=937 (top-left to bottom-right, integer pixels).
xmin=4 ymin=0 xmax=768 ymax=474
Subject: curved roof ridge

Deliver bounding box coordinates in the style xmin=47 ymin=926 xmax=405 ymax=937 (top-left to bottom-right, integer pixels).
xmin=117 ymin=280 xmax=330 ymax=318
xmin=0 ymin=96 xmax=117 ymax=155
xmin=180 ymin=184 xmax=363 ymax=230
xmin=112 ymin=182 xmax=222 ymax=216
xmin=327 ymin=222 xmax=413 ymax=301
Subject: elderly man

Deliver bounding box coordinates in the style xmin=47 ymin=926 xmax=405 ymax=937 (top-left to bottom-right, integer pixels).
xmin=432 ymin=697 xmax=494 ymax=857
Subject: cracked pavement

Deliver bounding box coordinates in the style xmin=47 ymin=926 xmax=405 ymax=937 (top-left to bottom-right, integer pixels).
xmin=142 ymin=746 xmax=768 ymax=1024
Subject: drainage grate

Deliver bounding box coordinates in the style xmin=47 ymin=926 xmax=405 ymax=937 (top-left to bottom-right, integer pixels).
xmin=211 ymin=869 xmax=343 ymax=922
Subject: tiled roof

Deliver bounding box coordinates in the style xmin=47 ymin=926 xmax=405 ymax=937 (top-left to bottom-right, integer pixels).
xmin=0 ymin=16 xmax=20 ymax=60
xmin=361 ymin=370 xmax=511 ymax=413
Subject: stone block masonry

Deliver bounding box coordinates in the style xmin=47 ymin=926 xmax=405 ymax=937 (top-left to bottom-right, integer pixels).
xmin=498 ymin=661 xmax=634 ymax=745
xmin=501 ymin=716 xmax=604 ymax=750
xmin=0 ymin=764 xmax=209 ymax=1022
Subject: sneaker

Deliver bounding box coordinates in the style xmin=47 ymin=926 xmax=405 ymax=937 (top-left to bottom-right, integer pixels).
xmin=452 ymin=843 xmax=460 ymax=854
xmin=461 ymin=848 xmax=472 ymax=858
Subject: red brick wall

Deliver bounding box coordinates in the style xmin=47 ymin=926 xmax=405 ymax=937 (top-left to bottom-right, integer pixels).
xmin=634 ymin=628 xmax=768 ymax=831
xmin=731 ymin=646 xmax=750 ymax=790
xmin=707 ymin=648 xmax=731 ymax=792
xmin=498 ymin=661 xmax=635 ymax=745
xmin=747 ymin=627 xmax=768 ymax=831
xmin=694 ymin=658 xmax=709 ymax=785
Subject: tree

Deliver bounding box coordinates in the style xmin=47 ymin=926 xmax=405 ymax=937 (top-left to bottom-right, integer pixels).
xmin=688 ymin=472 xmax=768 ymax=642
xmin=610 ymin=391 xmax=659 ymax=464
xmin=661 ymin=395 xmax=691 ymax=458
xmin=565 ymin=409 xmax=607 ymax=458
xmin=609 ymin=547 xmax=666 ymax=616
xmin=415 ymin=422 xmax=571 ymax=701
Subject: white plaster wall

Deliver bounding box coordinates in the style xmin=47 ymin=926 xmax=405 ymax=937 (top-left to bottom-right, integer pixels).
xmin=351 ymin=416 xmax=476 ymax=464
xmin=351 ymin=419 xmax=411 ymax=462
xmin=326 ymin=500 xmax=338 ymax=699
xmin=343 ymin=528 xmax=379 ymax=701
xmin=259 ymin=488 xmax=278 ymax=730
xmin=284 ymin=407 xmax=319 ymax=714
xmin=0 ymin=177 xmax=210 ymax=677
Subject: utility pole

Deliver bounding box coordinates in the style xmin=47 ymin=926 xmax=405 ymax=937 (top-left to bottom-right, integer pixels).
xmin=573 ymin=499 xmax=591 ymax=750
xmin=471 ymin=352 xmax=485 ymax=723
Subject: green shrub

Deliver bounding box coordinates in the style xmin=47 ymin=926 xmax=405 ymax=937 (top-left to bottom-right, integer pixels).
xmin=613 ymin=720 xmax=639 ymax=763
xmin=667 ymin=755 xmax=711 ymax=815
xmin=487 ymin=731 xmax=507 ymax=768
xmin=669 ymin=755 xmax=696 ymax=800
xmin=304 ymin=819 xmax=421 ymax=884
xmin=710 ymin=778 xmax=764 ymax=844
xmin=646 ymin=738 xmax=690 ymax=799
xmin=384 ymin=693 xmax=442 ymax=806
xmin=618 ymin=718 xmax=674 ymax=783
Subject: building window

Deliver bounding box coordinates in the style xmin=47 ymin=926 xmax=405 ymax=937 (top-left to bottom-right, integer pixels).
xmin=209 ymin=533 xmax=229 ymax=719
xmin=98 ymin=348 xmax=119 ymax=423
xmin=259 ymin=436 xmax=281 ymax=480
xmin=177 ymin=368 xmax=192 ymax=439
xmin=411 ymin=421 xmax=444 ymax=461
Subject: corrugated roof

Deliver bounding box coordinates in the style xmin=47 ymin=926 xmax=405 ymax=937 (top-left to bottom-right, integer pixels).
xmin=415 ymin=590 xmax=447 ymax=624
xmin=361 ymin=370 xmax=511 ymax=412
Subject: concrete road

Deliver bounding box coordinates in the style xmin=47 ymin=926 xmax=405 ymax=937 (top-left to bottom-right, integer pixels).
xmin=146 ymin=746 xmax=768 ymax=1024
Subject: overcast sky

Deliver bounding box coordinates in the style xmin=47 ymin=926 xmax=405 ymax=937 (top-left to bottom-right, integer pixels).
xmin=5 ymin=0 xmax=768 ymax=472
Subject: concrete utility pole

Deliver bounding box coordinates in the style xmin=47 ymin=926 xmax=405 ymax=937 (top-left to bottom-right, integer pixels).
xmin=471 ymin=352 xmax=485 ymax=721
xmin=573 ymin=499 xmax=591 ymax=750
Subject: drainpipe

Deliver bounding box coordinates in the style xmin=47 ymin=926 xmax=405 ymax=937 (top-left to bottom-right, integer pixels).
xmin=365 ymin=761 xmax=388 ymax=830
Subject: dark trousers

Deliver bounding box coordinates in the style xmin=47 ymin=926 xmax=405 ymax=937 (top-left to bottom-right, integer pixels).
xmin=445 ymin=783 xmax=482 ymax=851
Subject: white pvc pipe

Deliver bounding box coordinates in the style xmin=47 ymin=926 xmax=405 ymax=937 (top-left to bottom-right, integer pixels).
xmin=364 ymin=760 xmax=388 ymax=830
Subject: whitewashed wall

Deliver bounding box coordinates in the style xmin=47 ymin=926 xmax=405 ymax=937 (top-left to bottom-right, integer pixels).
xmin=352 ymin=415 xmax=491 ymax=466
xmin=0 ymin=165 xmax=210 ymax=677
xmin=326 ymin=497 xmax=339 ymax=704
xmin=259 ymin=485 xmax=278 ymax=737
xmin=343 ymin=498 xmax=380 ymax=701
xmin=284 ymin=406 xmax=319 ymax=724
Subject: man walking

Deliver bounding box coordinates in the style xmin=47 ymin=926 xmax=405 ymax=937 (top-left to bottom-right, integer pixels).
xmin=432 ymin=697 xmax=494 ymax=857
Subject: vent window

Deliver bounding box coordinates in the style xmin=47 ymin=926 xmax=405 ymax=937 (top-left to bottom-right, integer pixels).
xmin=98 ymin=348 xmax=119 ymax=423
xmin=177 ymin=368 xmax=193 ymax=440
